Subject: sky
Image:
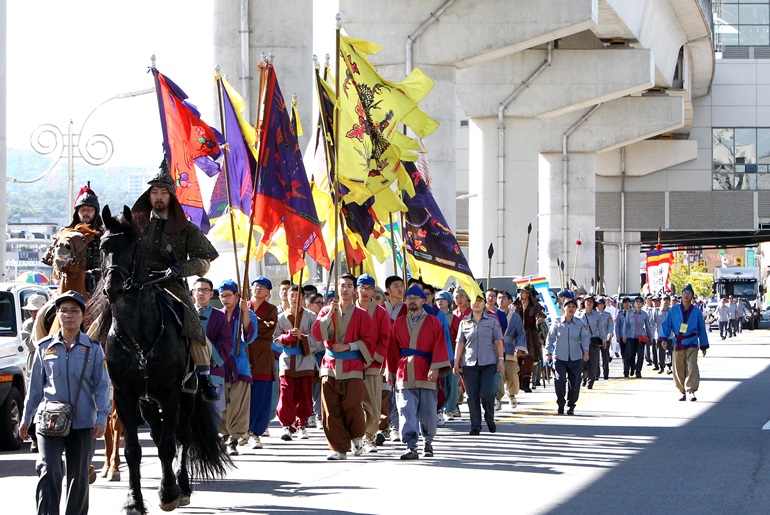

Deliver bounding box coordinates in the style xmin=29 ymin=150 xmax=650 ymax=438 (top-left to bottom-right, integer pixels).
xmin=6 ymin=0 xmax=338 ymax=169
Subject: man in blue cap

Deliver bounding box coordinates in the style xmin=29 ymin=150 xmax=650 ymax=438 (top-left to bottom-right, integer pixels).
xmin=217 ymin=279 xmax=257 ymax=454
xmin=659 ymin=284 xmax=709 ymax=401
xmin=245 ymin=275 xmax=278 ymax=449
xmin=356 ymin=274 xmax=392 ymax=452
xmin=386 ymin=284 xmax=451 ymax=459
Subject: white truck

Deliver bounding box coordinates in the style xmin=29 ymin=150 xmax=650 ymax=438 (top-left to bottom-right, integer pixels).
xmin=0 ymin=283 xmax=52 ymax=450
xmin=712 ymin=267 xmax=763 ymax=330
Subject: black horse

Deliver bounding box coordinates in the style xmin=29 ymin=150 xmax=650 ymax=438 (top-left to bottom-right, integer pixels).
xmin=95 ymin=205 xmax=231 ymax=514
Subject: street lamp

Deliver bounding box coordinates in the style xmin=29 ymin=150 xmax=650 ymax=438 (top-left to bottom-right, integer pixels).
xmin=8 ymin=87 xmax=154 ymax=213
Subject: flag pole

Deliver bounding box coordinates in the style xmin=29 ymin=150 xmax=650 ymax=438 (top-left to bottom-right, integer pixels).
xmin=400 ymin=210 xmax=408 ymax=286
xmin=486 ymin=243 xmax=494 ymax=291
xmin=522 ymin=222 xmax=532 ymax=276
xmin=389 ymin=213 xmax=397 ymax=274
xmin=214 ymin=69 xmax=242 ymax=294
xmin=294 ymin=264 xmax=304 ymax=329
xmin=332 ymin=13 xmax=342 ymax=299
xmin=572 ymin=228 xmax=582 ymax=286
xmin=242 ymin=55 xmax=269 ymax=296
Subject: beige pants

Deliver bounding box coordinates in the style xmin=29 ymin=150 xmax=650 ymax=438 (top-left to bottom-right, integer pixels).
xmin=221 ymin=381 xmax=252 ymax=439
xmin=673 ymin=347 xmax=700 ymax=394
xmin=497 ymin=359 xmax=520 ymax=400
xmin=189 ymin=338 xmax=213 ymax=369
xmin=362 ymin=374 xmax=383 ymax=439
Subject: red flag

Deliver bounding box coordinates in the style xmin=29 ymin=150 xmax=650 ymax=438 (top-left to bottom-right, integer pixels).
xmin=153 ymin=68 xmax=221 ymax=231
xmin=251 ymin=64 xmax=330 ymax=275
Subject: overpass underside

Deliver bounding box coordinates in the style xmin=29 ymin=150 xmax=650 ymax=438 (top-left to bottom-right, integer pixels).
xmin=340 ymin=0 xmax=715 ymax=294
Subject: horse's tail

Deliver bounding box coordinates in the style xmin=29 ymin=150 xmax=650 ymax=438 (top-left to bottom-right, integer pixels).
xmin=187 ymin=392 xmax=233 ymax=481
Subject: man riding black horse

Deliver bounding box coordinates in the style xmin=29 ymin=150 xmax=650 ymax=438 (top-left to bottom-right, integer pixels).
xmin=130 ymin=162 xmax=220 ymax=401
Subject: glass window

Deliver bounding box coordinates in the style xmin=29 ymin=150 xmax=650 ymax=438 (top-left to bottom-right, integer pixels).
xmin=714 ymin=173 xmax=734 ymax=190
xmin=759 ymin=129 xmax=770 ymax=163
xmin=735 ymin=128 xmax=757 ymax=163
xmin=740 ymin=25 xmax=770 ymax=45
xmin=722 ymin=4 xmax=740 ymax=24
xmin=759 ymin=174 xmax=770 ymax=189
xmin=720 ymin=32 xmax=741 ymax=46
xmin=713 ymin=128 xmax=734 ymax=164
xmin=734 ymin=173 xmax=752 ymax=190
xmin=740 ymin=4 xmax=769 ymax=25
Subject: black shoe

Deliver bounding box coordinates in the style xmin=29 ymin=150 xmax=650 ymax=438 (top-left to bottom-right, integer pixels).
xmin=469 ymin=429 xmax=481 ymax=435
xmin=679 ymin=394 xmax=686 ymax=401
xmin=423 ymin=443 xmax=434 ymax=457
xmin=582 ymin=379 xmax=587 ymax=387
xmin=400 ymin=449 xmax=419 ymax=460
xmin=587 ymin=385 xmax=593 ymax=390
xmin=200 ymin=374 xmax=220 ymax=402
xmin=374 ymin=432 xmax=386 ymax=446
xmin=635 ymin=372 xmax=642 ymax=379
xmin=487 ymin=420 xmax=497 ymax=433
xmin=658 ymin=369 xmax=665 ymax=374
xmin=567 ymin=408 xmax=575 ymax=416
xmin=653 ymin=366 xmax=659 ymax=371
xmin=604 ymin=376 xmax=609 ymax=380
xmin=557 ymin=406 xmax=565 ymax=415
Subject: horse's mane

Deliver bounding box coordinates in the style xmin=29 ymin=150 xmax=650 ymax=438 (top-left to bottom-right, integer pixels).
xmin=84 ymin=209 xmax=139 ymax=342
xmin=70 ymin=223 xmax=101 ymax=237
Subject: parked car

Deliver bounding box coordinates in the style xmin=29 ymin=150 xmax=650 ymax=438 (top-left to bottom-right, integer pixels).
xmin=0 ymin=283 xmax=52 ymax=451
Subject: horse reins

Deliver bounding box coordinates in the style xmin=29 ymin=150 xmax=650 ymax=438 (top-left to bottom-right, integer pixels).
xmin=102 ymin=233 xmax=166 ymax=401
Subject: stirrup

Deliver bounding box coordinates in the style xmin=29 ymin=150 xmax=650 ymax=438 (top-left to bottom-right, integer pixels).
xmin=181 ymin=371 xmax=197 ymax=394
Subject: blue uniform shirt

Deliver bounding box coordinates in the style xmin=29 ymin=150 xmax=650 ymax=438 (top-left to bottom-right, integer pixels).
xmin=23 ymin=331 xmax=111 ymax=430
xmin=546 ymin=315 xmax=588 ymax=361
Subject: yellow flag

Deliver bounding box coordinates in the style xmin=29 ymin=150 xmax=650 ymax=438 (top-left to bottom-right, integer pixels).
xmin=337 ymin=34 xmax=439 ymax=201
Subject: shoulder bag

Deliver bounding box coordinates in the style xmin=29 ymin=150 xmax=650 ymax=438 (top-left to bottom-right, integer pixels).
xmin=635 ymin=314 xmax=649 ymax=344
xmin=586 ymin=315 xmax=603 ymax=347
xmin=38 ymin=346 xmax=90 ymax=438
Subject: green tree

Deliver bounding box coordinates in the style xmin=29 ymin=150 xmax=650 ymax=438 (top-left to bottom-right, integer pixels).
xmin=668 ymin=262 xmax=712 ymax=298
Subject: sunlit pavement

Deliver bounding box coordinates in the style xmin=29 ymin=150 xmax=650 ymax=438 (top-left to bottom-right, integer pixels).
xmin=3 ymin=325 xmax=770 ymax=514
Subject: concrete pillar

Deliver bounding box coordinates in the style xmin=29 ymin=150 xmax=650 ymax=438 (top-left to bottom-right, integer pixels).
xmin=538 ymin=152 xmax=597 ymax=290
xmin=467 ymin=117 xmax=498 ymax=278
xmin=213 ymin=0 xmax=313 ymax=150
xmin=376 ymin=63 xmax=458 ymax=230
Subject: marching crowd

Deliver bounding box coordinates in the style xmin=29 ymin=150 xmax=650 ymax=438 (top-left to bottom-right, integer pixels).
xmin=189 ymin=271 xmax=711 ymax=461
xmin=15 ymin=169 xmax=712 ymax=514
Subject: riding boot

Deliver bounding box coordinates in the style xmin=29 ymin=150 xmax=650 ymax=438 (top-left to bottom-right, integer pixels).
xmin=521 ymin=374 xmax=532 ymax=393
xmin=199 ymin=373 xmax=220 ymax=402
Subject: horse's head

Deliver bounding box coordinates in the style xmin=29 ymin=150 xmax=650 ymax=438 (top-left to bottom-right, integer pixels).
xmin=52 ymin=224 xmax=98 ymax=275
xmin=101 ymin=205 xmax=142 ymax=303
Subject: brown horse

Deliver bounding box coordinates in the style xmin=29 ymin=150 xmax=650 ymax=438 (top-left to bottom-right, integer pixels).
xmin=50 ymin=223 xmax=100 ymax=298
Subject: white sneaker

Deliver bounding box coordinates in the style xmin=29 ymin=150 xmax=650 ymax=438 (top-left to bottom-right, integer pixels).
xmin=262 ymin=428 xmax=270 ymax=437
xmin=298 ymin=426 xmax=309 ymax=439
xmin=353 ymin=437 xmax=364 ymax=456
xmin=363 ymin=438 xmax=378 ymax=453
xmin=444 ymin=411 xmax=454 ymax=421
xmin=280 ymin=427 xmax=293 ymax=441
xmin=390 ymin=430 xmax=401 ymax=442
xmin=238 ymin=432 xmax=252 ymax=446
xmin=437 ymin=413 xmax=445 ymax=427
xmin=509 ymin=396 xmax=518 ymax=408
xmin=327 ymin=451 xmax=347 ymax=460
xmin=494 ymin=398 xmax=502 ymax=411
xmin=251 ymin=435 xmax=263 ymax=449
xmin=306 ymin=414 xmax=317 ymax=428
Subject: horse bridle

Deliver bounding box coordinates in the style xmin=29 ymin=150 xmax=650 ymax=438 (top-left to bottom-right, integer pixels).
xmin=102 ymin=231 xmax=167 ymax=401
xmin=102 ymin=233 xmax=167 ymax=291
